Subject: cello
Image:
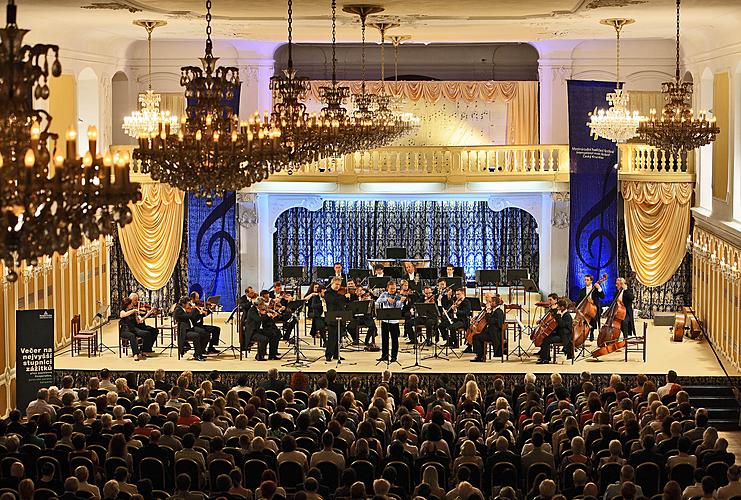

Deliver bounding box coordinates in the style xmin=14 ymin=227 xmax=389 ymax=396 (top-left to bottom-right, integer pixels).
xmin=531 ymin=307 xmax=558 ymax=347
xmin=465 ymin=308 xmax=488 ymax=345
xmin=591 ymin=293 xmax=627 ymax=358
xmin=572 ymin=273 xmax=608 ymax=348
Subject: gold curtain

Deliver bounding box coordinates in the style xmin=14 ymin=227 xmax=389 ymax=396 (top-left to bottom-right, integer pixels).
xmin=119 ymin=183 xmax=184 ymax=290
xmin=621 ymin=181 xmax=693 ymax=287
xmin=308 ymin=80 xmax=539 ymax=145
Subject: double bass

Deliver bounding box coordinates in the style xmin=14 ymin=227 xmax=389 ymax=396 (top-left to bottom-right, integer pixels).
xmin=591 ymin=293 xmax=627 ymax=358
xmin=672 ymin=306 xmax=702 ymax=341
xmin=572 ymin=273 xmax=608 ymax=348
xmin=531 ymin=307 xmax=558 ymax=347
xmin=465 ymin=308 xmax=488 ymax=345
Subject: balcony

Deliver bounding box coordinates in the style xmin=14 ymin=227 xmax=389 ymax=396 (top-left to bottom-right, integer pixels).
xmin=268 ymin=144 xmax=570 ymax=185
xmin=617 ymin=143 xmax=696 ymax=183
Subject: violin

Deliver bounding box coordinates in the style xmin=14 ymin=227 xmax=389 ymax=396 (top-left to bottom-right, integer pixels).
xmin=137 ymin=302 xmax=160 ymax=319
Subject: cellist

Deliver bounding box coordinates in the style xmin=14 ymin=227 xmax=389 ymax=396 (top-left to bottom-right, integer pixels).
xmin=471 ymin=294 xmax=505 ymax=362
xmin=615 ymin=277 xmax=635 ymax=338
xmin=537 ymin=298 xmax=573 ymax=364
xmin=577 ymin=274 xmax=605 ymax=342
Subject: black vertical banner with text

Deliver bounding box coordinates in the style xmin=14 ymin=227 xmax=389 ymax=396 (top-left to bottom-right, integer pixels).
xmin=16 ymin=309 xmax=54 ymax=413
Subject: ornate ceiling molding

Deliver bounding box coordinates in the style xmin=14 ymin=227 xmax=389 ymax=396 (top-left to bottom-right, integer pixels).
xmin=81 ymin=2 xmax=142 ymax=13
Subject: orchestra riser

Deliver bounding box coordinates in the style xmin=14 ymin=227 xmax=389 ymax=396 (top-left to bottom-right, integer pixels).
xmin=55 ymin=316 xmax=741 ymax=377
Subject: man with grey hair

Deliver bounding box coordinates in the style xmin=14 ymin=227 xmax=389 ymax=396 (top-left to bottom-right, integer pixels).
xmin=173 ymin=296 xmax=207 ymax=361
xmin=26 ymin=389 xmax=56 ymax=419
xmin=244 ymin=297 xmax=280 ymax=360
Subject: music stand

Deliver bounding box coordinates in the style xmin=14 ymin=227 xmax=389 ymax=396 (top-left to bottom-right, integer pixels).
xmin=506 ymin=268 xmax=529 ymax=284
xmin=348 ymin=268 xmax=370 ymax=281
xmin=369 ymin=277 xmax=393 ymax=290
xmin=375 ymin=308 xmax=402 ymax=367
xmin=521 ymin=278 xmax=539 ymax=332
xmin=468 ymin=297 xmax=482 ymax=311
xmin=418 ymin=267 xmax=438 ymax=281
xmin=404 ymin=303 xmax=435 ymax=371
xmin=346 ymin=300 xmax=373 ymax=349
xmin=281 ymin=299 xmax=316 ymax=367
xmin=443 ymin=277 xmax=464 ymax=290
xmin=326 ymin=310 xmax=355 ymax=366
xmin=385 ymin=267 xmax=403 ymax=279
xmin=315 ymin=266 xmax=335 ymax=283
xmin=385 ymin=247 xmax=407 ymax=260
xmin=93 ymin=304 xmax=113 ymax=355
xmin=282 ymin=266 xmax=305 ymax=294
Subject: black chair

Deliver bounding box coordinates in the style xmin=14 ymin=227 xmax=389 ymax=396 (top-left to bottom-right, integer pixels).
xmin=315 ymin=461 xmax=341 ymax=492
xmin=387 ymin=460 xmax=412 ymax=494
xmin=635 ymin=462 xmax=662 ymax=497
xmin=70 ymin=456 xmax=95 ymax=484
xmin=561 ymin=462 xmax=588 ymax=491
xmin=151 ymin=491 xmax=170 ymax=499
xmin=278 ymin=460 xmax=305 ymax=492
xmin=105 ymin=456 xmax=129 ymax=480
xmin=0 ymin=488 xmax=18 ymax=499
xmin=296 ymin=436 xmax=317 ymax=454
xmin=0 ymin=456 xmax=20 ymax=478
xmin=419 ymin=461 xmax=448 ymax=491
xmin=457 ymin=463 xmax=482 ymax=489
xmin=76 ymin=491 xmax=94 ymax=499
xmin=208 ymin=458 xmax=234 ymax=489
xmin=491 ymin=462 xmax=518 ymax=491
xmin=243 ymin=459 xmax=268 ymax=491
xmin=351 ymin=459 xmax=376 ymax=494
xmin=139 ymin=456 xmax=167 ymax=490
xmin=175 ymin=458 xmax=202 ymax=492
xmin=706 ymin=461 xmax=730 ymax=487
xmin=31 ymin=489 xmax=58 ymax=500
xmin=598 ymin=462 xmax=622 ymax=494
xmin=669 ymin=462 xmax=695 ymax=490
xmin=37 ymin=455 xmax=64 ymax=482
xmin=526 ymin=462 xmax=553 ymax=492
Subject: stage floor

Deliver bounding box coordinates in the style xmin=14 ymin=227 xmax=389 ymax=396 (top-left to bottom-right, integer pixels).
xmin=54 ymin=313 xmax=739 ymax=376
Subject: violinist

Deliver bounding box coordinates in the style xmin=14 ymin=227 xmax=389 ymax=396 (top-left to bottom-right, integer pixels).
xmin=443 ymin=288 xmax=471 ymax=348
xmin=577 ymin=274 xmax=605 ymax=342
xmin=270 ymin=282 xmax=297 ymax=341
xmin=471 ymin=294 xmax=505 ymax=362
xmin=436 ymin=278 xmax=454 ymax=343
xmin=173 ymin=296 xmax=207 ymax=361
xmin=615 ymin=277 xmax=634 ymax=337
xmin=399 ymin=280 xmax=420 ymax=343
xmin=346 ymin=283 xmax=377 ymax=348
xmin=121 ymin=293 xmax=156 ymax=354
xmin=304 ymin=283 xmax=326 ymax=340
xmin=375 ymin=280 xmax=405 ymax=362
xmin=244 ymin=297 xmax=280 ymax=361
xmin=118 ymin=298 xmax=146 ymax=361
xmin=190 ymin=291 xmax=220 ymax=354
xmin=324 ymin=277 xmax=350 ymax=362
xmin=238 ymin=286 xmax=257 ymax=333
xmin=537 ymin=298 xmax=573 ymax=364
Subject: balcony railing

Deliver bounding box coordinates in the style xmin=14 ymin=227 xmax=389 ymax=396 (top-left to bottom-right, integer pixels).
xmin=618 ymin=143 xmax=696 ymax=182
xmin=271 ymin=144 xmax=570 ymax=183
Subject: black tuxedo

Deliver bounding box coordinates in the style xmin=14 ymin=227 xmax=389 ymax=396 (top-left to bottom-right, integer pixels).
xmin=473 ymin=306 xmax=505 ymax=359
xmin=443 ymin=297 xmax=471 ymax=347
xmin=538 ymin=311 xmax=573 ymax=361
xmin=193 ymin=307 xmax=220 ymax=351
xmin=173 ymin=305 xmax=207 ymax=358
xmin=618 ymin=288 xmax=635 ymax=337
xmin=244 ymin=306 xmax=279 ymax=359
xmin=324 ymin=287 xmax=349 ymax=360
xmin=577 ymin=285 xmax=605 ymax=338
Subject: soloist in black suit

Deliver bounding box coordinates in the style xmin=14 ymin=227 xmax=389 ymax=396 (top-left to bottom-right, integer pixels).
xmin=577 ymin=285 xmax=605 ymax=340
xmin=324 ymin=288 xmax=349 ymax=361
xmin=173 ymin=305 xmax=207 ymax=359
xmin=619 ymin=288 xmax=635 ymax=337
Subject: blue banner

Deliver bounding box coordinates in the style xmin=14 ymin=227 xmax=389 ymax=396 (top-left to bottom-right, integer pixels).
xmin=567 ymin=80 xmax=618 ymax=303
xmin=188 ymin=193 xmax=237 ymax=311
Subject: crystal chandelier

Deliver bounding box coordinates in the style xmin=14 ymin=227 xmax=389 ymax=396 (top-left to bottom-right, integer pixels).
xmin=134 ymin=0 xmax=282 ymax=202
xmin=389 ymin=34 xmax=419 ymax=126
xmin=122 ymin=20 xmax=179 ymax=139
xmin=637 ymin=0 xmax=719 ymax=156
xmin=587 ymin=19 xmax=645 ymax=143
xmin=0 ymin=0 xmax=139 ymax=281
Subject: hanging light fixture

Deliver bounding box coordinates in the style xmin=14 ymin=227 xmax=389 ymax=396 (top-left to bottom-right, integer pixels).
xmin=0 ymin=0 xmax=140 ymax=281
xmin=587 ymin=19 xmax=645 ymax=143
xmin=637 ymin=0 xmax=719 ymax=157
xmin=388 ymin=33 xmax=418 ymax=126
xmin=122 ymin=20 xmax=180 ymax=139
xmin=134 ymin=0 xmax=282 ymax=202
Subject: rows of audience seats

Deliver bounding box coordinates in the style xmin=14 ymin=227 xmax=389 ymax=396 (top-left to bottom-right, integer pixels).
xmin=0 ymin=367 xmax=739 ymax=500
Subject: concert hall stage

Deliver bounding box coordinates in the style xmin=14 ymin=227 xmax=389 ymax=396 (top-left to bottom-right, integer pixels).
xmin=54 ymin=314 xmax=739 ymax=379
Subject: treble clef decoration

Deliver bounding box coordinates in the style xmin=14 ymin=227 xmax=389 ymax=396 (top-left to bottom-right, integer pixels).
xmin=574 ymin=166 xmax=618 ymax=276
xmin=196 ymin=192 xmax=237 ymax=289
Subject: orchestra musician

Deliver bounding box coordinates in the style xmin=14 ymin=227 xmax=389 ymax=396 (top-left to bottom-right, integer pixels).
xmin=403 ymin=261 xmax=420 ymax=287
xmin=399 ymin=279 xmax=420 ymax=343
xmin=410 ymin=285 xmax=439 ymax=346
xmin=238 ymin=286 xmax=257 ymax=332
xmin=615 ymin=277 xmax=635 ymax=337
xmin=373 ymin=264 xmax=385 ymax=277
xmin=304 ymin=283 xmax=326 ymax=340
xmin=244 ymin=297 xmax=280 ymax=360
xmin=346 ymin=283 xmax=378 ymax=348
xmin=173 ymin=296 xmax=207 ymax=361
xmin=189 ymin=291 xmax=220 ymax=354
xmin=537 ymin=298 xmax=573 ymax=363
xmin=269 ymin=282 xmax=298 ymax=341
xmin=120 ymin=293 xmax=157 ymax=354
xmin=444 ymin=264 xmax=458 ymax=278
xmin=324 ymin=277 xmax=350 ymax=362
xmin=118 ymin=298 xmax=147 ymax=361
xmin=471 ymin=293 xmax=505 ymax=362
xmin=442 ymin=287 xmax=471 ymax=348
xmin=332 ymin=262 xmax=346 ymax=285
xmin=375 ymin=280 xmax=405 ymax=362
xmin=577 ymin=274 xmax=604 ymax=342
xmin=436 ymin=279 xmax=454 ymax=344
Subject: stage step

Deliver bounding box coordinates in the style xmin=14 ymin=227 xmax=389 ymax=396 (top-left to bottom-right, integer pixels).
xmin=684 ymin=385 xmax=740 ymax=431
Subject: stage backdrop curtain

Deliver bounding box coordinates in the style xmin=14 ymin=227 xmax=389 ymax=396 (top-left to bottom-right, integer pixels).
xmin=621 ymin=181 xmax=693 ymax=287
xmin=307 ymin=80 xmax=538 ymax=145
xmin=119 ymin=183 xmax=185 ymax=290
xmin=274 ymin=200 xmax=539 ymax=282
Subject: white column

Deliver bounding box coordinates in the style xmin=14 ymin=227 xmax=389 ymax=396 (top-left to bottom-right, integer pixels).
xmin=256 ymin=194 xmax=274 ymax=291
xmin=537 ymin=60 xmax=572 ymax=144
xmin=239 ymin=60 xmax=275 ymax=119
